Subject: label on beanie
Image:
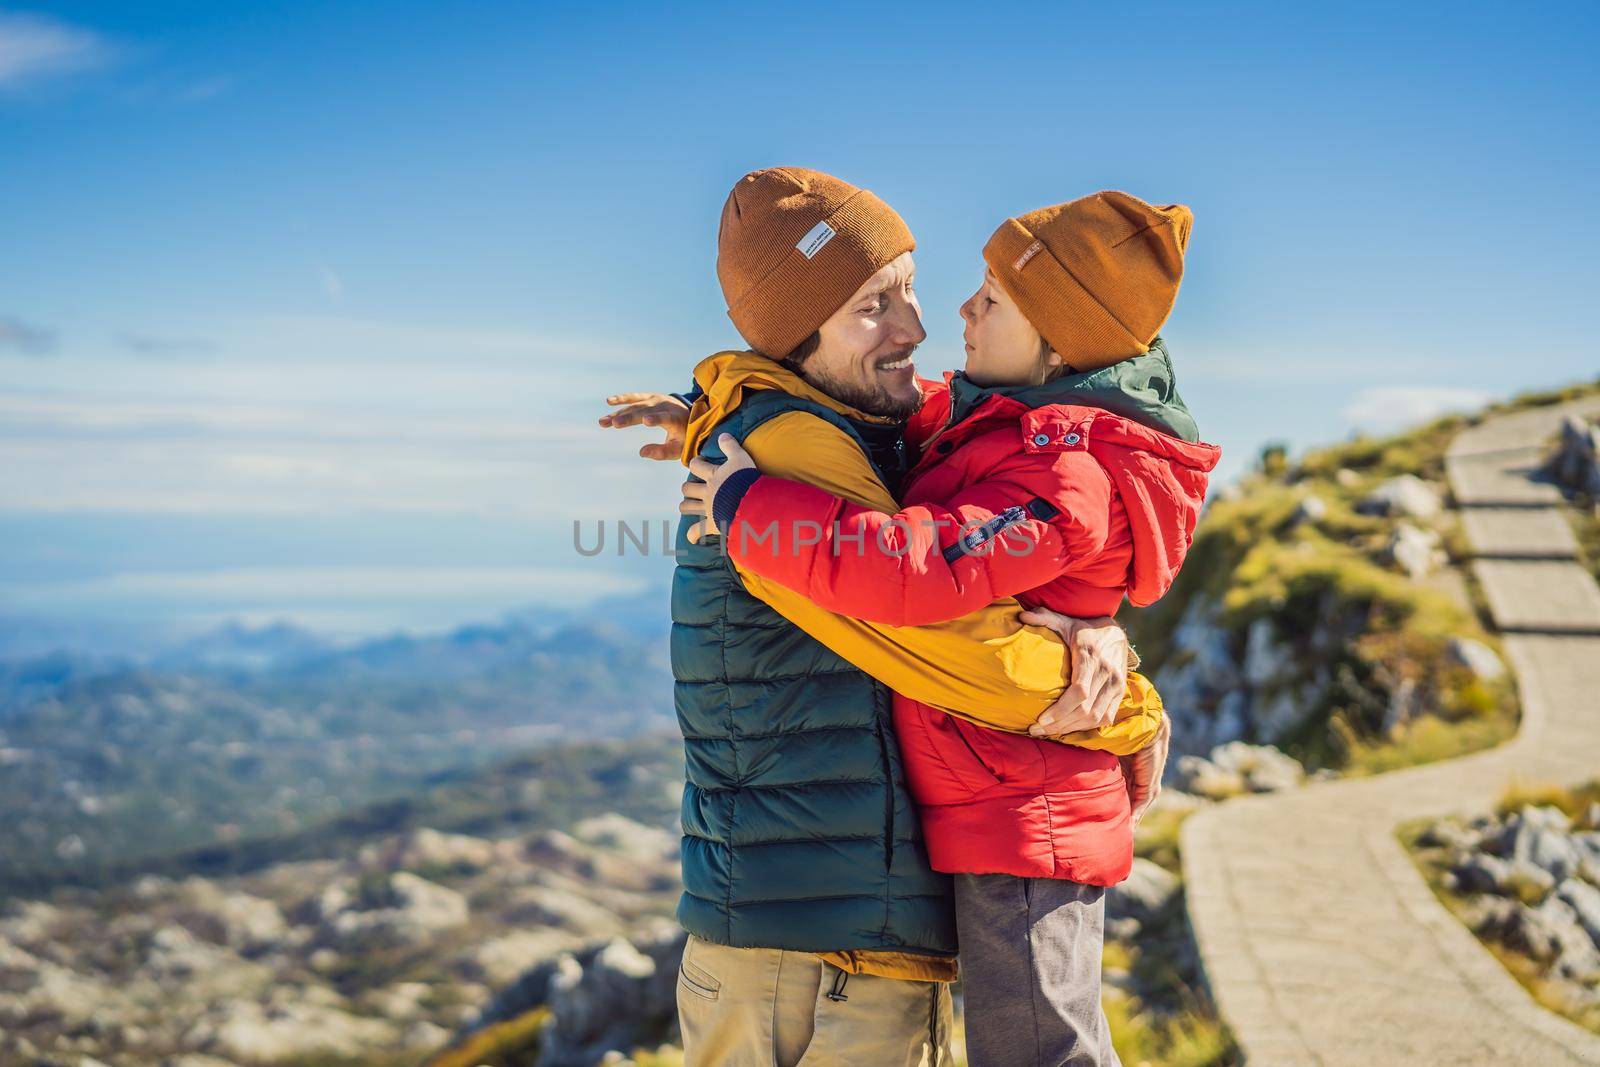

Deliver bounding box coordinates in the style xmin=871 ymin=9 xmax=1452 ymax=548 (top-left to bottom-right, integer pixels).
xmin=796 ymin=220 xmax=837 ymax=260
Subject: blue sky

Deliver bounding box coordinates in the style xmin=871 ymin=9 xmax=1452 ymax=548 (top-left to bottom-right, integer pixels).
xmin=3 ymin=2 xmax=1598 ymax=641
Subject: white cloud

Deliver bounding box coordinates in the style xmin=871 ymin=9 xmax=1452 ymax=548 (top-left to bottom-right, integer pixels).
xmin=0 ymin=12 xmax=108 ymax=88
xmin=1341 ymin=385 xmax=1490 ymax=432
xmin=0 ymin=311 xmax=697 ymax=525
xmin=0 ymin=385 xmax=682 ymax=521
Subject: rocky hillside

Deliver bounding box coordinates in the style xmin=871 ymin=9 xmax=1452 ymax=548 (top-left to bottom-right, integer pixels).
xmin=1543 ymin=410 xmax=1600 ymax=580
xmin=1405 ymin=781 xmax=1600 ymax=1033
xmin=1123 ymin=382 xmax=1600 ymax=777
xmin=0 ymin=735 xmax=684 ymax=1066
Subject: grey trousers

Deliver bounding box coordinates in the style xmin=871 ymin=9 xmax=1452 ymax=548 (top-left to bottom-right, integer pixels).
xmin=955 ymin=873 xmax=1121 ymax=1067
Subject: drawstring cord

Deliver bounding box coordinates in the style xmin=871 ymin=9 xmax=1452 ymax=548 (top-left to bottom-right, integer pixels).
xmin=825 ymin=967 xmax=851 ymax=1002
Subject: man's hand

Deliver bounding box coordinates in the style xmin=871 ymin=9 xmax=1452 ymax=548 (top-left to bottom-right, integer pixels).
xmin=598 ymin=392 xmax=690 ymax=461
xmin=681 ymin=434 xmax=758 ymax=544
xmin=1021 ymin=610 xmax=1130 ymax=737
xmin=1121 ymin=712 xmax=1171 ymax=829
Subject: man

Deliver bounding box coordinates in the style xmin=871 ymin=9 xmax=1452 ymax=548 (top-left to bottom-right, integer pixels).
xmin=601 ymin=168 xmax=1135 ymax=1066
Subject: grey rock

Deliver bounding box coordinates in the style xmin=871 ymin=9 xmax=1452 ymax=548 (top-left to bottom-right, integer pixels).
xmin=1384 ymin=523 xmax=1445 ymax=580
xmin=502 ymin=884 xmax=620 ymax=935
xmin=1254 ymin=687 xmax=1314 ymax=745
xmin=326 ymin=872 xmax=469 ymax=947
xmin=1241 ymin=620 xmax=1284 ymax=689
xmin=1446 ymin=637 xmax=1507 ymax=682
xmin=1497 ymin=807 xmax=1582 ymax=881
xmin=1210 ymin=691 xmax=1249 ymax=749
xmin=1358 ymin=474 xmax=1443 ymax=519
xmin=1107 ymin=858 xmax=1180 ymax=924
xmin=182 ymin=998 xmax=398 ymax=1061
xmin=1173 ymin=599 xmax=1239 ymax=687
xmin=1173 ymin=754 xmax=1245 ymax=800
xmin=1522 ymin=897 xmax=1600 ymax=982
xmin=362 ymin=827 xmax=501 ymax=873
xmin=1506 ymin=858 xmax=1559 ymax=901
xmin=1542 ymin=414 xmax=1600 ymax=496
xmin=1492 ymin=805 xmax=1572 ymax=856
xmin=1173 ymin=741 xmax=1309 ymax=799
xmin=1289 ymin=494 xmax=1328 ymax=527
xmin=1383 ymin=676 xmax=1423 ymax=734
xmin=1419 ymin=819 xmax=1484 ymax=853
xmin=454 ymin=928 xmax=578 ymax=986
xmin=174 ymin=882 xmax=288 ymax=952
xmin=1208 ymin=741 xmax=1306 ymax=794
xmin=1506 ymin=901 xmax=1563 ymax=962
xmin=1452 ymin=852 xmax=1514 ymax=895
xmin=1104 ymin=916 xmax=1142 ymax=941
xmin=470 ymin=930 xmax=686 ymax=1067
xmin=1528 ymin=828 xmax=1584 ymax=882
xmin=571 ymin=813 xmax=677 ymax=862
xmin=1554 ymin=878 xmax=1600 ymax=945
xmin=403 ymin=1020 xmax=451 ymax=1050
xmin=1460 ymin=894 xmax=1518 ymax=935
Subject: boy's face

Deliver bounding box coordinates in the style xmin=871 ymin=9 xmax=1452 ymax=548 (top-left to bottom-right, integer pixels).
xmin=959 ymin=268 xmax=1061 ymax=388
xmin=788 ymin=252 xmax=926 ymax=420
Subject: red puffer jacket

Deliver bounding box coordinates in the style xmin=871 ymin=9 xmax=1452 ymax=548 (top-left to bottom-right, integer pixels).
xmin=723 ymin=368 xmax=1220 ymax=884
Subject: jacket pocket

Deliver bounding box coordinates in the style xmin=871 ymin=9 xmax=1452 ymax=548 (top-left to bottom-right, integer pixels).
xmin=948 ymin=720 xmax=1004 ymax=784
xmin=922 ymin=716 xmax=1004 ymax=798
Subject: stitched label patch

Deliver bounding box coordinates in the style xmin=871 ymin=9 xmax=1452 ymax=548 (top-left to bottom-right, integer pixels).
xmin=796 ymin=220 xmax=837 ymax=260
xmin=1013 ymin=240 xmax=1044 ymax=271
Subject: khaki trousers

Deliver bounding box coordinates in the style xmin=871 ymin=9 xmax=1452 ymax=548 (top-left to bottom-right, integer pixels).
xmin=677 ymin=934 xmax=953 ymax=1067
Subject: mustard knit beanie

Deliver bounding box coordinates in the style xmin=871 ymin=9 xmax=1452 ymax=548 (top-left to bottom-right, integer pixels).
xmin=983 ymin=190 xmax=1192 ymax=373
xmin=717 ymin=167 xmax=914 ymax=359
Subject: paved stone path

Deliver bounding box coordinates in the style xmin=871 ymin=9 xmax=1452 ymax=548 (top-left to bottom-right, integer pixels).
xmin=1181 ymin=395 xmax=1600 ymax=1066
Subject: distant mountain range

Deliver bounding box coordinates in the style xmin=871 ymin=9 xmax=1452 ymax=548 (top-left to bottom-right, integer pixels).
xmin=0 ymin=610 xmax=674 ymax=896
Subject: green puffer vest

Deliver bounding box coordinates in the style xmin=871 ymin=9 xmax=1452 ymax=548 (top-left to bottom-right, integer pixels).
xmin=671 ymin=389 xmax=957 ymax=956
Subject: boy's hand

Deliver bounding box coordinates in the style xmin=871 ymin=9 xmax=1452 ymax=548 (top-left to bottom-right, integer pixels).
xmin=1021 ymin=611 xmax=1130 ymax=736
xmin=682 ymin=434 xmax=757 ymax=544
xmin=598 ymin=392 xmax=690 ymax=461
xmin=1122 ymin=712 xmax=1171 ymax=828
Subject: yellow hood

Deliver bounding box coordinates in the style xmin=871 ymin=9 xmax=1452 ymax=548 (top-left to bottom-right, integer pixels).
xmin=680 ymin=350 xmax=896 ymax=463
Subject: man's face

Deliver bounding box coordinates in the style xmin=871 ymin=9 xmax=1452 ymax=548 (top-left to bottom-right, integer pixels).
xmin=788 ymin=252 xmax=926 ymax=420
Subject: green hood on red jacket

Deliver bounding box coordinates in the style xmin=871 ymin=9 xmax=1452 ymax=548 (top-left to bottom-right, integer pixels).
xmin=946 ymin=337 xmax=1199 ymax=443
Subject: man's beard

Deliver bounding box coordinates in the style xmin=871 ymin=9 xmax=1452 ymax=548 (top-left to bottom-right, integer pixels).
xmin=784 ymin=345 xmax=922 ymax=421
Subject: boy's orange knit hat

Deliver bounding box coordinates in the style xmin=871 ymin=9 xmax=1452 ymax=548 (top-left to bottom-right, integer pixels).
xmin=983 ymin=191 xmax=1192 ymax=373
xmin=717 ymin=167 xmax=914 ymax=359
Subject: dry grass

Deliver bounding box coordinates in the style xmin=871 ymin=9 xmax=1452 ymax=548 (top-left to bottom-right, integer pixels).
xmin=1340 ymin=710 xmax=1518 ymax=777
xmin=422 ymin=1006 xmax=549 ymax=1067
